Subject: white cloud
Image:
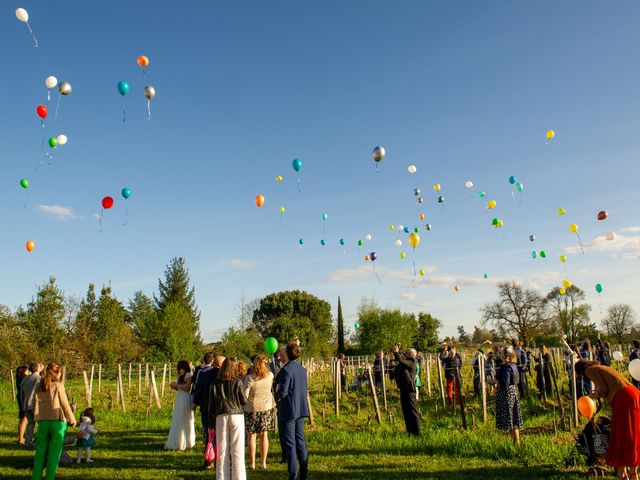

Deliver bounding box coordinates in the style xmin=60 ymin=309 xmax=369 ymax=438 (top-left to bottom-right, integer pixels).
xmin=221 ymin=259 xmax=263 ymax=269
xmin=620 ymin=227 xmax=640 ymax=233
xmin=564 ymin=230 xmax=640 ymax=259
xmin=35 ymin=204 xmax=82 ymax=222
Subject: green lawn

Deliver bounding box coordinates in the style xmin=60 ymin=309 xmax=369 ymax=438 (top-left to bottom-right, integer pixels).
xmin=0 ymin=372 xmax=593 ymax=479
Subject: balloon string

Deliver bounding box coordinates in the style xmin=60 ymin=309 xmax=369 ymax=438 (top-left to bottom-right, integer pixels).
xmin=371 ymin=263 xmax=382 ymax=285
xmin=54 ymin=94 xmax=61 ymax=120
xmin=98 ymin=210 xmax=104 ymax=233
xmin=23 ymin=191 xmax=30 ymax=212
xmin=122 ymin=103 xmax=127 ymax=123
xmin=297 ymin=175 xmax=301 ymax=193
xmin=342 ymin=248 xmax=346 ymax=263
xmin=46 ymin=90 xmax=51 ymax=104
xmin=123 ymin=205 xmax=129 ymax=226
xmin=576 ymin=233 xmax=585 ymax=255
xmin=146 ymin=100 xmax=152 ymax=121
xmin=26 ymin=22 xmax=38 ymax=48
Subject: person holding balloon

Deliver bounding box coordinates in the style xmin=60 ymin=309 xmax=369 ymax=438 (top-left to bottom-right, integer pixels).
xmin=392 ymin=344 xmax=420 ymax=436
xmin=575 ymin=360 xmax=640 ymax=480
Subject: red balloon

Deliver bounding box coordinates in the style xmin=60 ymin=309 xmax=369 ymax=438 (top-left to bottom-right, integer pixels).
xmin=36 ymin=105 xmax=48 ymax=119
xmin=597 ymin=210 xmax=608 ymax=221
xmin=102 ymin=196 xmax=114 ymax=209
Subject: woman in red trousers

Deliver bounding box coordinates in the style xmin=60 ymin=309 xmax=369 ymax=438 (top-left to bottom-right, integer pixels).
xmin=576 ymin=360 xmax=640 ymax=480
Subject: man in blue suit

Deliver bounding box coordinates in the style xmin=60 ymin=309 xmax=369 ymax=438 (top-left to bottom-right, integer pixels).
xmin=276 ymin=341 xmax=309 ymax=480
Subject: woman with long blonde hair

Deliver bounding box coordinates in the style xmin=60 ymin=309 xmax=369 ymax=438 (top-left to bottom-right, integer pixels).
xmin=244 ymin=354 xmax=276 ymax=470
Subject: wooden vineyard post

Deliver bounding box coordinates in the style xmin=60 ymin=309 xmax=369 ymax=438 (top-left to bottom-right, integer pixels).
xmin=89 ymin=365 xmax=95 ymax=402
xmin=61 ymin=366 xmax=66 ymax=384
xmin=549 ymin=350 xmax=566 ymax=428
xmin=145 ymin=363 xmax=149 ymax=388
xmin=426 ymin=354 xmax=432 ymax=399
xmin=161 ymin=364 xmax=167 ymax=398
xmin=455 ymin=366 xmax=467 ymax=430
xmin=138 ymin=364 xmax=142 ymax=397
xmin=128 ymin=363 xmax=132 ymax=390
xmin=307 ymin=391 xmax=314 ymax=427
xmin=479 ymin=354 xmax=487 ymax=424
xmin=334 ymin=359 xmax=340 ymax=417
xmin=146 ymin=376 xmax=154 ymax=417
xmin=10 ymin=368 xmax=15 ymax=401
xmin=150 ymin=368 xmax=161 ymax=409
xmin=98 ymin=364 xmax=102 ymax=393
xmin=82 ymin=370 xmax=91 ymax=407
xmin=540 ymin=354 xmax=548 ymax=403
xmin=381 ymin=354 xmax=388 ymax=411
xmin=436 ymin=355 xmax=446 ymax=410
xmin=366 ymin=366 xmax=382 ymax=424
xmin=570 ymin=354 xmax=578 ymax=428
xmin=117 ymin=364 xmax=126 ymax=412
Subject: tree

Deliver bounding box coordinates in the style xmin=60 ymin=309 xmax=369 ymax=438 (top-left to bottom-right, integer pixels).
xmin=356 ymin=301 xmax=418 ymax=354
xmin=457 ymin=326 xmax=471 ymax=344
xmin=544 ymin=286 xmax=593 ymax=344
xmin=602 ymin=304 xmax=637 ymax=342
xmin=471 ymin=326 xmax=493 ymax=344
xmin=127 ymin=291 xmax=156 ymax=343
xmin=217 ymin=326 xmax=263 ymax=361
xmin=413 ymin=313 xmax=441 ymax=352
xmin=74 ymin=284 xmax=99 ymax=361
xmin=235 ymin=289 xmax=260 ymax=330
xmin=252 ymin=290 xmax=333 ymax=357
xmin=26 ymin=277 xmax=66 ymax=359
xmin=481 ymin=281 xmax=546 ymax=345
xmin=0 ymin=305 xmax=29 ymax=365
xmin=93 ymin=285 xmax=136 ymax=363
xmin=155 ymin=257 xmax=200 ymax=322
xmin=336 ymin=297 xmax=345 ymax=354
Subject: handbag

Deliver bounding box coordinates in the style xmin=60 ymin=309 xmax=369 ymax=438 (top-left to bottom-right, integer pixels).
xmin=204 ymin=428 xmax=216 ymax=463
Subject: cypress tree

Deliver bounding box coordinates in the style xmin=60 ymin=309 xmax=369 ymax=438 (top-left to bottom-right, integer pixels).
xmin=337 ymin=296 xmax=345 ymax=354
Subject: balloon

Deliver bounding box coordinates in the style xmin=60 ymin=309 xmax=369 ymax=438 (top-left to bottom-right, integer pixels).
xmin=419 ymin=269 xmax=425 ymax=276
xmin=569 ymin=223 xmax=579 ymax=233
xmin=613 ymin=351 xmax=624 ymax=361
xmin=413 ymin=227 xmax=419 ymax=233
xmin=595 ymin=283 xmax=603 ymax=294
xmin=629 ymin=359 xmax=640 ymax=382
xmin=453 ymin=285 xmax=460 ymax=292
xmin=496 ymin=219 xmax=504 ymax=228
xmin=408 ymin=165 xmax=417 ymax=174
xmin=364 ymin=255 xmax=370 ymax=261
xmin=414 ymin=188 xmax=421 ymax=196
xmin=365 ymin=234 xmax=372 ymax=241
xmin=292 ymin=159 xmax=302 ymax=172
xmin=102 ymin=196 xmax=114 ymax=209
xmin=389 ymin=225 xmax=395 ymax=231
xmin=45 ymin=76 xmax=58 ymax=89
xmin=560 ymin=255 xmax=567 ymax=263
xmin=483 ymin=273 xmax=488 ymax=279
xmin=280 ymin=206 xmax=285 ymax=214
xmin=372 ymin=146 xmax=385 ymax=162
xmin=15 ymin=8 xmax=29 ymax=22
xmin=299 ymin=239 xmax=304 ymax=245
xmin=398 ymin=225 xmax=404 ymax=231
xmin=264 ymin=337 xmax=279 ymax=355
xmin=559 ymin=288 xmax=566 ymax=295
xmin=320 ymin=239 xmax=326 ymax=246
xmin=56 ymin=134 xmax=68 ymax=145
xmin=597 ymin=210 xmax=608 ymax=221
xmin=508 ymin=175 xmax=517 ymax=185
xmin=121 ymin=188 xmax=132 ymax=199
xmin=539 ymin=250 xmax=547 ymax=258
xmin=577 ymin=396 xmax=596 ymax=419
xmin=339 ymin=238 xmax=345 ymax=246
xmin=531 ymin=251 xmax=537 ymax=259
xmin=437 ymin=196 xmax=445 ymax=204
xmin=529 ymin=235 xmax=535 ymax=242
xmin=557 ymin=208 xmax=567 ymax=216
xmin=20 ymin=179 xmax=29 ymax=189
xmin=48 ymin=137 xmax=57 ymax=148
xmin=354 ymin=323 xmax=360 ymax=330
xmin=562 ymin=280 xmax=572 ymax=289
xmin=492 ymin=218 xmax=499 ymax=226
xmin=478 ymin=191 xmax=486 ymax=199
xmin=606 ymin=232 xmax=617 ymax=241
xmin=546 ymin=130 xmax=555 ymax=140
xmin=425 ymin=224 xmax=432 ymax=231
xmin=487 ymin=200 xmax=497 ymax=209
xmin=417 ymin=197 xmax=424 ymax=204
xmin=144 ymin=85 xmax=156 ymax=100
xmin=465 ymin=180 xmax=474 ymax=189
xmin=419 ymin=213 xmax=425 ymax=221
xmin=137 ymin=55 xmax=150 ymax=68
xmin=408 ymin=232 xmax=420 ymax=248
xmin=515 ymin=182 xmax=524 ymax=192
xmin=433 ymin=183 xmax=441 ymax=192
xmin=400 ymin=252 xmax=406 ymax=259
xmin=58 ymin=81 xmax=72 ymax=96
xmin=370 ymin=252 xmax=377 ymax=261
xmin=276 ymin=175 xmax=283 ymax=182
xmin=395 ymin=239 xmax=402 ymax=247
xmin=25 ymin=240 xmax=35 ymax=253
xmin=36 ymin=105 xmax=48 ymax=119
xmin=255 ymin=194 xmax=265 ymax=207
xmin=322 ymin=213 xmax=328 ymax=221
xmin=357 ymin=239 xmax=363 ymax=246
xmin=117 ymin=81 xmax=130 ymax=96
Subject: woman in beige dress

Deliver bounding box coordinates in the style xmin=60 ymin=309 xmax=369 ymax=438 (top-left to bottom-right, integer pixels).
xmin=244 ymin=354 xmax=276 ymax=470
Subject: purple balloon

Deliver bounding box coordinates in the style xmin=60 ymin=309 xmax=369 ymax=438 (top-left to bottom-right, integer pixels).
xmin=370 ymin=252 xmax=377 ymax=261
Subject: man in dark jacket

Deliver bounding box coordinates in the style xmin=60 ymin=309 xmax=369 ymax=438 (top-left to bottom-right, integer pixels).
xmin=192 ymin=353 xmax=222 ymax=469
xmin=276 ymin=341 xmax=309 ymax=480
xmin=512 ymin=340 xmax=528 ymax=398
xmin=393 ymin=345 xmax=420 ymax=436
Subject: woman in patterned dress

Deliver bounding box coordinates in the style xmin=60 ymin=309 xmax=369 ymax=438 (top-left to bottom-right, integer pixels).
xmin=491 ymin=350 xmax=523 ymax=445
xmin=244 ymin=354 xmax=276 ymax=470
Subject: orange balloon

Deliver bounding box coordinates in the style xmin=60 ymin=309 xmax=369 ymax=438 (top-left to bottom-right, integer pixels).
xmin=454 ymin=285 xmax=460 ymax=292
xmin=255 ymin=194 xmax=265 ymax=207
xmin=364 ymin=255 xmax=370 ymax=261
xmin=137 ymin=55 xmax=149 ymax=68
xmin=577 ymin=396 xmax=596 ymax=419
xmin=26 ymin=240 xmax=35 ymax=253
xmin=419 ymin=213 xmax=425 ymax=221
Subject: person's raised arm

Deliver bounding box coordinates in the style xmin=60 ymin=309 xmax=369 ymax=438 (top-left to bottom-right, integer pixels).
xmin=58 ymin=383 xmax=76 ymax=427
xmin=276 ymin=368 xmax=292 ymax=403
xmin=393 ymin=352 xmax=414 ymax=368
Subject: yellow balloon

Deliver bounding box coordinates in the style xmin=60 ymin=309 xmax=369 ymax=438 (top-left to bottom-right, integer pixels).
xmin=497 ymin=219 xmax=504 ymax=228
xmin=559 ymin=287 xmax=566 ymax=295
xmin=276 ymin=175 xmax=283 ymax=182
xmin=562 ymin=280 xmax=572 ymax=289
xmin=408 ymin=232 xmax=420 ymax=248
xmin=400 ymin=252 xmax=406 ymax=259
xmin=558 ymin=208 xmax=567 ymax=216
xmin=487 ymin=200 xmax=497 ymax=209
xmin=279 ymin=206 xmax=285 ymax=214
xmin=569 ymin=223 xmax=579 ymax=233
xmin=419 ymin=269 xmax=425 ymax=276
xmin=433 ymin=183 xmax=441 ymax=192
xmin=560 ymin=255 xmax=567 ymax=263
xmin=389 ymin=225 xmax=395 ymax=231
xmin=546 ymin=130 xmax=555 ymax=140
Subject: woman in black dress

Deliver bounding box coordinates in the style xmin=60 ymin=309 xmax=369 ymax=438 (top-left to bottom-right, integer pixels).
xmin=16 ymin=365 xmax=29 ymax=445
xmin=533 ymin=346 xmax=552 ymax=396
xmin=491 ymin=351 xmax=522 ymax=445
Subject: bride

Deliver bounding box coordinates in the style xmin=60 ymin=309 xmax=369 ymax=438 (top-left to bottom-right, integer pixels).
xmin=165 ymin=360 xmax=196 ymax=450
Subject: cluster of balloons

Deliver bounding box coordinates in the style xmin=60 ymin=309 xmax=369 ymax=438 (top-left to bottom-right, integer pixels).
xmin=117 ymin=55 xmax=157 ymax=122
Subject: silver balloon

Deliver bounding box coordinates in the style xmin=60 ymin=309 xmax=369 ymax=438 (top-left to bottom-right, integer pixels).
xmin=425 ymin=224 xmax=432 ymax=231
xmin=529 ymin=235 xmax=535 ymax=242
xmin=372 ymin=146 xmax=385 ymax=163
xmin=414 ymin=188 xmax=420 ymax=196
xmin=58 ymin=81 xmax=72 ymax=96
xmin=144 ymin=85 xmax=156 ymax=100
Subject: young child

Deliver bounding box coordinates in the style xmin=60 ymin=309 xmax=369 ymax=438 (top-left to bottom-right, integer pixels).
xmin=76 ymin=408 xmax=98 ymax=463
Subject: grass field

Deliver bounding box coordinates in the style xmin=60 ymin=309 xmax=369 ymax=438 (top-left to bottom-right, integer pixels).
xmin=0 ymin=364 xmax=595 ymax=479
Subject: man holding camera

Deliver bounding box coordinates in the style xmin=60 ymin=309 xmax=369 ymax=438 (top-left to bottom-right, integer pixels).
xmin=392 ymin=344 xmax=420 ymax=436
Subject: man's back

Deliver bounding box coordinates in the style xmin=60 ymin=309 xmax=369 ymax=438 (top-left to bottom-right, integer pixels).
xmin=277 ymin=361 xmax=309 ymax=421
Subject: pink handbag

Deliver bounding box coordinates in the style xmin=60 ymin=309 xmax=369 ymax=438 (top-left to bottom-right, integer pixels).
xmin=204 ymin=428 xmax=216 ymax=463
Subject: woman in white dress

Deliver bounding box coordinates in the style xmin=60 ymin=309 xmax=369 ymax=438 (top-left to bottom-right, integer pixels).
xmin=165 ymin=360 xmax=196 ymax=450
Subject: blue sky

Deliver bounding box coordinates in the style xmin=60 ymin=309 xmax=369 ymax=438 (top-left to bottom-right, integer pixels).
xmin=2 ymin=1 xmax=640 ymax=341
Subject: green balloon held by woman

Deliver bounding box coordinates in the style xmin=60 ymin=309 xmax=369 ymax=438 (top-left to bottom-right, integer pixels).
xmin=264 ymin=337 xmax=279 ymax=355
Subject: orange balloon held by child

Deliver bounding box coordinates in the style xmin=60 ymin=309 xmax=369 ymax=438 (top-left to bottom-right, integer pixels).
xmin=577 ymin=396 xmax=596 ymax=419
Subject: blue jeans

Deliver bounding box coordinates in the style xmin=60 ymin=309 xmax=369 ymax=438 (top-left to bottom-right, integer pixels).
xmin=279 ymin=417 xmax=308 ymax=480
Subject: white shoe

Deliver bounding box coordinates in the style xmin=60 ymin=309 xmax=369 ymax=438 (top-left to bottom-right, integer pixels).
xmin=86 ymin=459 xmax=94 ymax=463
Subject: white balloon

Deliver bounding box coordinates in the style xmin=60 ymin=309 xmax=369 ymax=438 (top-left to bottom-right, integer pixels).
xmin=395 ymin=239 xmax=402 ymax=247
xmin=398 ymin=225 xmax=404 ymax=231
xmin=15 ymin=8 xmax=29 ymax=23
xmin=629 ymin=359 xmax=640 ymax=382
xmin=46 ymin=76 xmax=58 ymax=89
xmin=606 ymin=232 xmax=617 ymax=241
xmin=407 ymin=165 xmax=417 ymax=174
xmin=613 ymin=351 xmax=624 ymax=362
xmin=365 ymin=234 xmax=372 ymax=241
xmin=56 ymin=134 xmax=68 ymax=145
xmin=465 ymin=180 xmax=474 ymax=189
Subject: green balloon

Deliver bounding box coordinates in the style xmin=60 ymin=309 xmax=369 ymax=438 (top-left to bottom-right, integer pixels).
xmin=539 ymin=250 xmax=547 ymax=258
xmin=264 ymin=337 xmax=278 ymax=355
xmin=483 ymin=273 xmax=488 ymax=279
xmin=357 ymin=240 xmax=363 ymax=246
xmin=48 ymin=137 xmax=57 ymax=148
xmin=531 ymin=251 xmax=537 ymax=259
xmin=492 ymin=218 xmax=499 ymax=226
xmin=413 ymin=227 xmax=419 ymax=233
xmin=595 ymin=283 xmax=603 ymax=294
xmin=515 ymin=182 xmax=524 ymax=192
xmin=20 ymin=179 xmax=29 ymax=189
xmin=354 ymin=323 xmax=360 ymax=330
xmin=478 ymin=191 xmax=486 ymax=198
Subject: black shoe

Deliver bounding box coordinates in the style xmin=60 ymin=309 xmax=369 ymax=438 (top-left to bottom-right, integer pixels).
xmin=203 ymin=461 xmax=214 ymax=470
